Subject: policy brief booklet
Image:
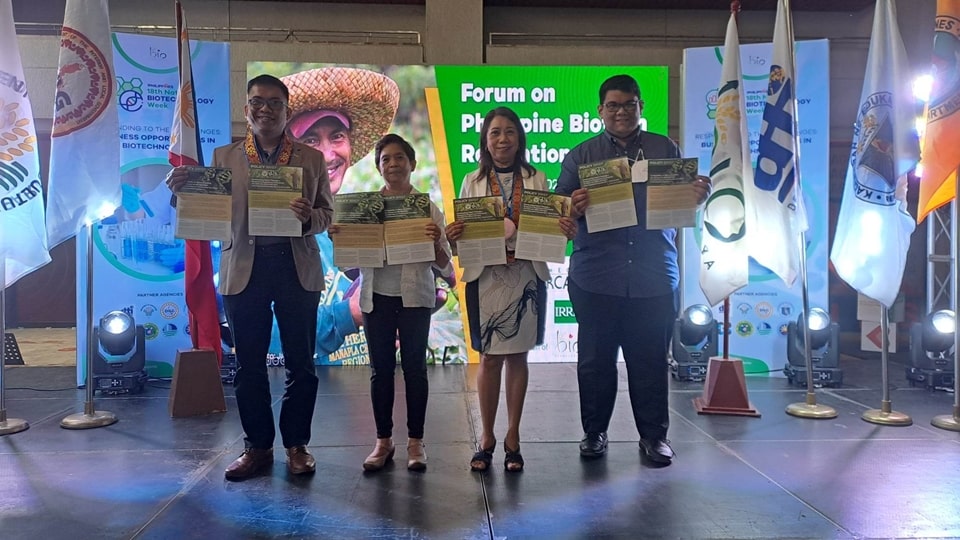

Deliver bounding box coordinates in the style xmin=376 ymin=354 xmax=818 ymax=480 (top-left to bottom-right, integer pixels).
xmin=515 ymin=189 xmax=571 ymax=264
xmin=332 ymin=191 xmax=386 ymax=268
xmin=453 ymin=195 xmax=507 ymax=267
xmin=383 ymin=193 xmax=435 ymax=265
xmin=174 ymin=166 xmax=233 ymax=242
xmin=631 ymin=157 xmax=699 ymax=229
xmin=247 ymin=165 xmax=303 ymax=237
xmin=578 ymin=156 xmax=638 ymax=233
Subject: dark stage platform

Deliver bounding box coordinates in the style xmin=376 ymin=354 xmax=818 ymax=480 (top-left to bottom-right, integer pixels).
xmin=1 ymin=356 xmax=959 ymax=539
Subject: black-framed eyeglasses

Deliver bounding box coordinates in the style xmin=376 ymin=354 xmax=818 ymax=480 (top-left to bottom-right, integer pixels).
xmin=603 ymin=100 xmax=641 ymax=112
xmin=247 ymin=98 xmax=287 ymax=110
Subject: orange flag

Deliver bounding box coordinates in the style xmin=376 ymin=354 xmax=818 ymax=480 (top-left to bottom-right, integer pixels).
xmin=918 ymin=0 xmax=960 ymax=222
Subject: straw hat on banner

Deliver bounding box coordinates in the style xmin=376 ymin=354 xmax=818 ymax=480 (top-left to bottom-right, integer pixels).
xmin=281 ymin=67 xmax=401 ymax=165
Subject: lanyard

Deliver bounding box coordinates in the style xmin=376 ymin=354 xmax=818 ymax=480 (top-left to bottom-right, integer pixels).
xmin=244 ymin=129 xmax=293 ymax=166
xmin=609 ymin=131 xmax=645 ymax=164
xmin=489 ymin=168 xmax=523 ymax=226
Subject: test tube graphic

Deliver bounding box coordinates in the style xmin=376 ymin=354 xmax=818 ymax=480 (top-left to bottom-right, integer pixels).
xmin=134 ymin=219 xmax=150 ymax=263
xmin=121 ymin=221 xmax=133 ymax=260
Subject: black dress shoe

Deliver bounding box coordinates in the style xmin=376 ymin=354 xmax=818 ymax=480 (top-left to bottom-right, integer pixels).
xmin=579 ymin=432 xmax=608 ymax=458
xmin=639 ymin=438 xmax=674 ymax=465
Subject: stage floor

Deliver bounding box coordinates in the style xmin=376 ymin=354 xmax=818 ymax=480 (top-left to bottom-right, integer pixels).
xmin=1 ymin=355 xmax=959 ymax=539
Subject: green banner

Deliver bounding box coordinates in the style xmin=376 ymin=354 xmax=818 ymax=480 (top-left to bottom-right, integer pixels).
xmin=433 ymin=66 xmax=669 ymax=193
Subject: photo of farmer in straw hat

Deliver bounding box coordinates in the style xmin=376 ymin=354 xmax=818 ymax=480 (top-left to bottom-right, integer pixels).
xmin=283 ymin=67 xmax=401 ymax=197
xmin=261 ymin=66 xmax=401 ymax=365
xmin=248 ymin=62 xmax=465 ymax=366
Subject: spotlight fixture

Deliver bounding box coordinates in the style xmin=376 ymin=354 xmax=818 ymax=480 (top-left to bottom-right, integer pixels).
xmin=784 ymin=307 xmax=842 ymax=387
xmin=92 ymin=310 xmax=147 ymax=394
xmin=219 ymin=318 xmax=237 ymax=385
xmin=670 ymin=304 xmax=718 ymax=382
xmin=906 ymin=309 xmax=955 ymax=390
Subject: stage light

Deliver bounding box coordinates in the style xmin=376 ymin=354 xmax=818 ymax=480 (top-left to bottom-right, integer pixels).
xmin=670 ymin=304 xmax=718 ymax=382
xmin=219 ymin=320 xmax=238 ymax=385
xmin=92 ymin=310 xmax=147 ymax=394
xmin=913 ymin=73 xmax=933 ymax=102
xmin=784 ymin=307 xmax=842 ymax=387
xmin=924 ymin=309 xmax=954 ymax=352
xmin=99 ymin=311 xmax=135 ymax=358
xmin=914 ymin=74 xmax=931 ymax=140
xmin=805 ymin=307 xmax=832 ymax=350
xmin=915 ymin=117 xmax=926 ymax=139
xmin=907 ymin=309 xmax=955 ymax=390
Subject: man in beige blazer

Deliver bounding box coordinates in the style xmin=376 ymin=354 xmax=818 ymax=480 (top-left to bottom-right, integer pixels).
xmin=167 ymin=75 xmax=334 ymax=480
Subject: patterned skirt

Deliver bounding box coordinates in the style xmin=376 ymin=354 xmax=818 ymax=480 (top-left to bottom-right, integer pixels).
xmin=465 ymin=260 xmax=546 ymax=355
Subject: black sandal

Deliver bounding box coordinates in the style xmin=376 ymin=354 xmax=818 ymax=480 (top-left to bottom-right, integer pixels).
xmin=503 ymin=443 xmax=524 ymax=472
xmin=470 ymin=442 xmax=495 ymax=472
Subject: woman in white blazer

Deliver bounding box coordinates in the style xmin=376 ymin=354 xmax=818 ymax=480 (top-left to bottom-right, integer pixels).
xmin=446 ymin=107 xmax=576 ymax=472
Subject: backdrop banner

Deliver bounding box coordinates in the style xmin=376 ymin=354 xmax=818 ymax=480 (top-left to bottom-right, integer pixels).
xmin=249 ymin=62 xmax=670 ymax=364
xmin=77 ymin=33 xmax=230 ymax=384
xmin=680 ymin=39 xmax=830 ymax=375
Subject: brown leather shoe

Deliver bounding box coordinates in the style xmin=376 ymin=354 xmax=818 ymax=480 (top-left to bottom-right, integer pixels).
xmin=285 ymin=445 xmax=316 ymax=475
xmin=224 ymin=448 xmax=273 ymax=480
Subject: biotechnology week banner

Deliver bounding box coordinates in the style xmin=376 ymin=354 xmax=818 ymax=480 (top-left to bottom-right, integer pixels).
xmin=680 ymin=39 xmax=830 ymax=374
xmin=77 ymin=33 xmax=230 ymax=384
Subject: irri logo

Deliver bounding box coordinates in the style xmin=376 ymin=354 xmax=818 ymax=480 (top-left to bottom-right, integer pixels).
xmin=554 ymin=300 xmax=576 ymax=324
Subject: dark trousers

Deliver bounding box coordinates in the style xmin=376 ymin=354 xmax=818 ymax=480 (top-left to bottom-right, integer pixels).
xmin=568 ymin=278 xmax=678 ymax=440
xmin=362 ymin=294 xmax=431 ymax=439
xmin=223 ymin=245 xmax=321 ymax=450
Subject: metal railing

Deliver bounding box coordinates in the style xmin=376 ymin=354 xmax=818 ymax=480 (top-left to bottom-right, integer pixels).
xmin=15 ymin=22 xmax=420 ymax=45
xmin=487 ymin=31 xmax=867 ymax=47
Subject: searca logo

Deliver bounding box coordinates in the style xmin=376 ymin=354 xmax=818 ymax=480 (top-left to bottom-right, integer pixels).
xmin=705 ymin=89 xmax=719 ymax=120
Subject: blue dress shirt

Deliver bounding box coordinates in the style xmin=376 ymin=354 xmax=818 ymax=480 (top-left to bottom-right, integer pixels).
xmin=555 ymin=129 xmax=681 ymax=299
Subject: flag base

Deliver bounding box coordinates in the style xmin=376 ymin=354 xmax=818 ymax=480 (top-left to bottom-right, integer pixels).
xmin=168 ymin=349 xmax=226 ymax=418
xmin=931 ymin=413 xmax=960 ymax=432
xmin=862 ymin=408 xmax=912 ymax=426
xmin=61 ymin=410 xmax=117 ymax=429
xmin=0 ymin=417 xmax=29 ymax=436
xmin=692 ymin=356 xmax=760 ymax=417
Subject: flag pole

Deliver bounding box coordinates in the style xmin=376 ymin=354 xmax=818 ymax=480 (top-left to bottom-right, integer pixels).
xmin=723 ymin=296 xmax=730 ymax=358
xmin=0 ymin=261 xmax=29 ymax=436
xmin=690 ymin=0 xmax=759 ymax=418
xmin=61 ymin=225 xmax=117 ymax=429
xmin=932 ymin=167 xmax=960 ymax=431
xmin=862 ymin=305 xmax=912 ymax=425
xmin=781 ymin=0 xmax=836 ymax=419
xmin=785 ymin=226 xmax=837 ymax=418
xmin=724 ymin=0 xmax=738 ymax=363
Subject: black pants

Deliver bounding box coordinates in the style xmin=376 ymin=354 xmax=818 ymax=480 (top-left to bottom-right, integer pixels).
xmin=362 ymin=294 xmax=431 ymax=439
xmin=223 ymin=245 xmax=321 ymax=450
xmin=568 ymin=278 xmax=678 ymax=440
